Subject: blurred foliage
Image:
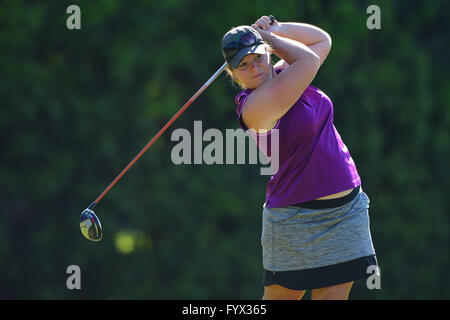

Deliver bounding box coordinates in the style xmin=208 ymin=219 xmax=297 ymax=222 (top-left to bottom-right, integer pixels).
xmin=0 ymin=0 xmax=449 ymax=299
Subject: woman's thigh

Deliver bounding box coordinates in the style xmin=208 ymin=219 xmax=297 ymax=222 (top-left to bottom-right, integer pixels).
xmin=263 ymin=284 xmax=306 ymax=300
xmin=310 ymin=281 xmax=354 ymax=300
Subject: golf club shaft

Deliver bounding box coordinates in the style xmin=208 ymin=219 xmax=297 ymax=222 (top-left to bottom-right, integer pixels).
xmin=91 ymin=62 xmax=228 ymax=208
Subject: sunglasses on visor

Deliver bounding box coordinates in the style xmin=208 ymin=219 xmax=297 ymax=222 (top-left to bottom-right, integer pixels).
xmin=223 ymin=32 xmax=264 ymax=62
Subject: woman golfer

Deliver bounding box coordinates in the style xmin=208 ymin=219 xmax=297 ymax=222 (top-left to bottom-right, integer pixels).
xmin=221 ymin=16 xmax=378 ymax=300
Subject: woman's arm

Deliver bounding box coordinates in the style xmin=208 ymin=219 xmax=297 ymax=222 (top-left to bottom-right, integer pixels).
xmin=241 ymin=28 xmax=320 ymax=132
xmin=253 ymin=17 xmax=332 ymax=66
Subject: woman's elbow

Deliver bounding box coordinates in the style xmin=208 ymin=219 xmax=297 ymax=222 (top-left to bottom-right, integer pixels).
xmin=324 ymin=32 xmax=332 ymax=49
xmin=318 ymin=33 xmax=332 ymax=66
xmin=309 ymin=52 xmax=322 ymax=71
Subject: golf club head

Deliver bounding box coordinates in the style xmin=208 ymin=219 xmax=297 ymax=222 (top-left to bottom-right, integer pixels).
xmin=80 ymin=208 xmax=102 ymax=241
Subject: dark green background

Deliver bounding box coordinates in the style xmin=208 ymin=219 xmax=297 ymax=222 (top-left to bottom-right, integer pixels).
xmin=1 ymin=0 xmax=448 ymax=299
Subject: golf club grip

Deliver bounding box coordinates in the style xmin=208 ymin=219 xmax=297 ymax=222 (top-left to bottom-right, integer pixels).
xmin=269 ymin=15 xmax=275 ymax=25
xmin=93 ymin=62 xmax=228 ymax=205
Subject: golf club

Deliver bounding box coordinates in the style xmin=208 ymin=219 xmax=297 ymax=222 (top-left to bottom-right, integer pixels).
xmin=80 ymin=62 xmax=227 ymax=241
xmin=80 ymin=15 xmax=275 ymax=241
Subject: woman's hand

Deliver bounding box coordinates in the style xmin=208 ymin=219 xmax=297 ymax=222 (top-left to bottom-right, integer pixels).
xmin=251 ymin=15 xmax=280 ymax=32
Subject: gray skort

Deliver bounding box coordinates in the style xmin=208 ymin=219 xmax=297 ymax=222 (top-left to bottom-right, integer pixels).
xmin=262 ymin=188 xmax=376 ymax=271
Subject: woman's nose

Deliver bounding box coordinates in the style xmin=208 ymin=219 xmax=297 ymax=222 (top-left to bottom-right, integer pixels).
xmin=249 ymin=61 xmax=260 ymax=71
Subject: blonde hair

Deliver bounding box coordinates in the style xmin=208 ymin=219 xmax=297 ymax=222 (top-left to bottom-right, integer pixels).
xmin=224 ymin=42 xmax=274 ymax=90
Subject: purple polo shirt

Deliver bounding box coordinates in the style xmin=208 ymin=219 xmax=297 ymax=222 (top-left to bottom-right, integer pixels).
xmin=235 ymin=69 xmax=361 ymax=208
